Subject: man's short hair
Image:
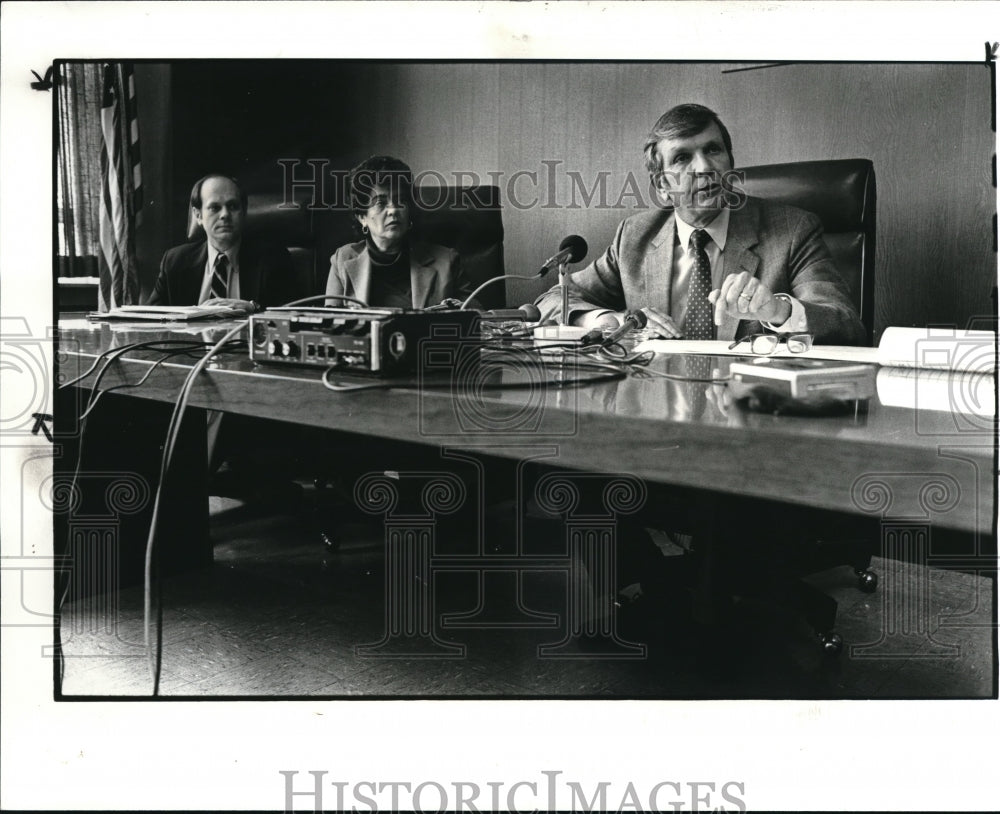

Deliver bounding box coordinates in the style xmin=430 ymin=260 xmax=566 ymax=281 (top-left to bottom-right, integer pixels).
xmin=190 ymin=174 xmax=249 ymax=211
xmin=642 ymin=104 xmax=735 ymax=178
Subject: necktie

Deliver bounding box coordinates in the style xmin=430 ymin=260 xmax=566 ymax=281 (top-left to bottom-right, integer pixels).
xmin=684 ymin=228 xmax=715 ymax=341
xmin=211 ymin=253 xmax=229 ymax=300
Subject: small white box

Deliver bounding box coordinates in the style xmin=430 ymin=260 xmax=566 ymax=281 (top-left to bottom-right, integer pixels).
xmin=729 ymin=357 xmax=877 ymax=400
xmin=532 ymin=325 xmax=591 ymax=345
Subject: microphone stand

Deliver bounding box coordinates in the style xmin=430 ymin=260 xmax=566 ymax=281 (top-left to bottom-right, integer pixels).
xmin=533 ymin=259 xmax=589 ymax=344
xmin=559 ymin=260 xmax=570 ymax=327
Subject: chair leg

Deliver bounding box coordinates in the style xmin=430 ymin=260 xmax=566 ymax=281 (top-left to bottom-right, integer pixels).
xmin=787 ymin=579 xmax=838 ymax=635
xmin=761 ymin=575 xmax=843 ymax=656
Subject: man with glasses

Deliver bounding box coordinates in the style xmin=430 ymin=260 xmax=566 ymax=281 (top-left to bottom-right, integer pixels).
xmin=534 ymin=103 xmax=866 ymax=347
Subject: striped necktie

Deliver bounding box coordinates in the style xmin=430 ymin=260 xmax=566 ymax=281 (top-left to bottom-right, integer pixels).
xmin=211 ymin=252 xmax=229 ymax=300
xmin=684 ymin=228 xmax=715 ymax=341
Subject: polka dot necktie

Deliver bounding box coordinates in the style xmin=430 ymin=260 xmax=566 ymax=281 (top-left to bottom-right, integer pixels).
xmin=211 ymin=253 xmax=229 ymax=300
xmin=684 ymin=228 xmax=715 ymax=341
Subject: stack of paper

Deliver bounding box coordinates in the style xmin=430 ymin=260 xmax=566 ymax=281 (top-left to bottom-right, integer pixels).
xmin=88 ymin=304 xmax=246 ymax=322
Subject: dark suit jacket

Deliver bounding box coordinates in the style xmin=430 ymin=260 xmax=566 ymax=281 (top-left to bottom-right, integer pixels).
xmin=535 ymin=197 xmax=867 ymax=345
xmin=146 ymin=238 xmax=296 ymax=307
xmin=326 ymin=239 xmax=477 ymax=308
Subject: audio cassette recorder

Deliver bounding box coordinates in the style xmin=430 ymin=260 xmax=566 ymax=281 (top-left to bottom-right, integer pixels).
xmin=249 ymin=307 xmax=481 ymax=375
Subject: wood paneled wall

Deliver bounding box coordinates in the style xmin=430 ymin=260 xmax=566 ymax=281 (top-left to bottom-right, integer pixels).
xmin=348 ymin=62 xmax=995 ymax=339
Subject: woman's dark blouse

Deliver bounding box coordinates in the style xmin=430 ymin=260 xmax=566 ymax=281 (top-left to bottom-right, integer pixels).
xmin=367 ymin=237 xmax=412 ymax=309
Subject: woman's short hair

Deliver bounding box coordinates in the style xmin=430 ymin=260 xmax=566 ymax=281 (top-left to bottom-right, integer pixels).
xmin=642 ymin=104 xmax=734 ymax=178
xmin=189 ymin=174 xmax=248 ymax=211
xmin=349 ymin=155 xmax=415 ymax=216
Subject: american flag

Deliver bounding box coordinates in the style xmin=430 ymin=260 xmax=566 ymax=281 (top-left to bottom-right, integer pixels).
xmin=97 ymin=62 xmax=142 ymax=311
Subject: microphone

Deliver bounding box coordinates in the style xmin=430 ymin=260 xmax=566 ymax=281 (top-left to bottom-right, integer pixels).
xmin=601 ymin=310 xmax=648 ymax=345
xmin=540 ymin=234 xmax=588 ymax=275
xmin=461 ymin=236 xmax=589 ymax=312
xmin=480 ymin=304 xmax=542 ymax=322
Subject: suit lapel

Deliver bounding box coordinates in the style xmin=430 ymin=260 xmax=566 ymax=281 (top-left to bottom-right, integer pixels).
xmin=410 ymin=242 xmax=438 ymax=308
xmin=344 ymin=249 xmax=373 ymax=306
xmin=642 ymin=212 xmax=676 ymax=316
xmin=181 ymin=242 xmax=208 ymax=304
xmin=719 ymin=201 xmax=762 ymax=341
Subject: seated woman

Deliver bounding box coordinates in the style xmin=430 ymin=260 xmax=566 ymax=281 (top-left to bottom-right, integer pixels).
xmin=316 ymin=156 xmax=483 ymax=546
xmin=326 ymin=155 xmax=477 ymax=309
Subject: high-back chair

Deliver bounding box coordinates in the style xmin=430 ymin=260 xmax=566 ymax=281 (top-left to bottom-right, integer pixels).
xmin=412 ymin=185 xmax=507 ymax=310
xmin=736 ymin=158 xmax=876 ymax=345
xmin=728 ymin=159 xmax=878 ymax=654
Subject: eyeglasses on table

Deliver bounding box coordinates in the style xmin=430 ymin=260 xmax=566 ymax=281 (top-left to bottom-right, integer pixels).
xmin=728 ymin=332 xmax=813 ymax=355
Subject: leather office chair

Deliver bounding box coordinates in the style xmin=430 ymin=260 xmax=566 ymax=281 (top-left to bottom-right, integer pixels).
xmin=733 ymin=159 xmax=878 ymax=653
xmin=412 ymin=185 xmax=507 ymax=310
xmin=244 ymin=192 xmax=319 ymax=301
xmin=737 ymin=158 xmax=876 ymax=345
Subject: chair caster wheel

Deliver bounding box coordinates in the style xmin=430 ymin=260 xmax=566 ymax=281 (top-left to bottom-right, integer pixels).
xmin=856 ymin=569 xmax=878 ymax=593
xmin=819 ymin=631 xmax=843 ymax=656
xmin=319 ymin=531 xmax=340 ymax=552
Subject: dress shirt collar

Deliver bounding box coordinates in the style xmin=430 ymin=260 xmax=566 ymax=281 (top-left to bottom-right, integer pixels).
xmin=675 ymin=205 xmax=730 ymax=253
xmin=207 ymin=241 xmax=239 ymax=272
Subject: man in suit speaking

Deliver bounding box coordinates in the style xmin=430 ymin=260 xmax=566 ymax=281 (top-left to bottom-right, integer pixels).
xmin=535 ymin=103 xmax=866 ymax=346
xmin=147 ymin=174 xmax=295 ymax=311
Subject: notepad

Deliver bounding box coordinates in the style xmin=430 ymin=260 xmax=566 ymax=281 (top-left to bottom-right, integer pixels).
xmin=88 ymin=304 xmax=246 ymax=322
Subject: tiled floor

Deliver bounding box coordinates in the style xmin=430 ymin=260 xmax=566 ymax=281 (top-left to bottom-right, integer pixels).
xmin=58 ymin=493 xmax=997 ymax=698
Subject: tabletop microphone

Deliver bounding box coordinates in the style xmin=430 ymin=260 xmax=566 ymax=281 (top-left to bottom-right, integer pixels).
xmin=480 ymin=304 xmax=542 ymax=322
xmin=601 ymin=310 xmax=648 ymax=345
xmin=539 ymin=234 xmax=588 ymax=275
xmin=461 ymin=236 xmax=590 ymax=312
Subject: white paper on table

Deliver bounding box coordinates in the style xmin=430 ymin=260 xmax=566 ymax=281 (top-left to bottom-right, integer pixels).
xmin=634 ymin=327 xmax=996 ymax=372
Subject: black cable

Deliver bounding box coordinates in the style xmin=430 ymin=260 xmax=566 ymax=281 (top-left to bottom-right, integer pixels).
xmin=143 ymin=320 xmax=249 ymax=694
xmin=534 ymin=342 xmax=732 ymax=384
xmin=278 ymin=293 xmax=370 ymax=309
xmin=55 ymin=339 xmax=187 ymax=691
xmin=80 ymin=350 xmax=189 ymax=419
xmin=56 ymin=331 xmax=250 ymax=695
xmin=80 ymin=341 xmax=245 ymax=419
xmin=58 ymin=342 xmax=145 ymax=389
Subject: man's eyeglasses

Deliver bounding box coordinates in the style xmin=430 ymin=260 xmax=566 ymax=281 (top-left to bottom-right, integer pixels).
xmin=728 ymin=333 xmax=813 ymax=355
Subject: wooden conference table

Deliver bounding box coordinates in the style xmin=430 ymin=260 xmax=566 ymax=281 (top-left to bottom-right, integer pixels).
xmin=55 ymin=316 xmax=995 ymax=651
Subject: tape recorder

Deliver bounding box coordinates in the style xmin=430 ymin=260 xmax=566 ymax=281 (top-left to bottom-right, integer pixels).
xmin=249 ymin=307 xmax=481 ymax=374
